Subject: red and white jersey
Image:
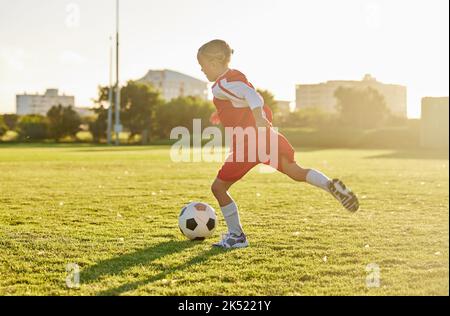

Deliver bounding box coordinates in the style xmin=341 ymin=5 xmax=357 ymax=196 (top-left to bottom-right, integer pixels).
xmin=212 ymin=69 xmax=273 ymax=128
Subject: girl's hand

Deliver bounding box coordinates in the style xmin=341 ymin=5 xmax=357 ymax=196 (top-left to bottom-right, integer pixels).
xmin=254 ymin=116 xmax=272 ymax=128
xmin=252 ymin=108 xmax=272 ymax=128
xmin=209 ymin=111 xmax=221 ymax=125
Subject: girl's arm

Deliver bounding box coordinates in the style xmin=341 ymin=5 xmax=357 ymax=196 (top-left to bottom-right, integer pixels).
xmin=218 ymin=77 xmax=271 ymax=127
xmin=252 ymin=107 xmax=271 ymax=128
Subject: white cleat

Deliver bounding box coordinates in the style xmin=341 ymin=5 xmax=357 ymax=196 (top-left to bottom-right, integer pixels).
xmin=212 ymin=232 xmax=249 ymax=249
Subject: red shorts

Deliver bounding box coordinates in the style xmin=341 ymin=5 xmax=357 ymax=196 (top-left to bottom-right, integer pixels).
xmin=217 ymin=128 xmax=296 ymax=182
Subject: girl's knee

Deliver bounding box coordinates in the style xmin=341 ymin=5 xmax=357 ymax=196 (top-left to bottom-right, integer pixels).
xmin=284 ymin=164 xmax=309 ymax=182
xmin=211 ymin=180 xmax=225 ymax=196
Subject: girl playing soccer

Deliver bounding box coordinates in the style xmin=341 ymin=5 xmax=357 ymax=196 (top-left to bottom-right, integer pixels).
xmin=197 ymin=39 xmax=359 ymax=249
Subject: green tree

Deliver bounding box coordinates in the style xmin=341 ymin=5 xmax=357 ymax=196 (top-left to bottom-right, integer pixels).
xmin=335 ymin=86 xmax=389 ymax=128
xmin=0 ymin=116 xmax=7 ymax=136
xmin=91 ymin=86 xmax=112 ymax=143
xmin=62 ymin=106 xmax=82 ymax=139
xmin=88 ymin=105 xmax=108 ymax=143
xmin=257 ymin=89 xmax=279 ymax=115
xmin=17 ymin=115 xmax=49 ymax=141
xmin=120 ymin=81 xmax=164 ymax=142
xmin=47 ymin=105 xmax=64 ymax=141
xmin=155 ymin=96 xmax=215 ymax=139
xmin=47 ymin=105 xmax=82 ymax=141
xmin=282 ymin=107 xmax=335 ymax=128
xmin=95 ymin=82 xmax=163 ymax=143
xmin=2 ymin=114 xmax=19 ymax=131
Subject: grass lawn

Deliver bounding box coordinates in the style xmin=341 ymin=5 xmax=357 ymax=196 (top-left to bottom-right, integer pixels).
xmin=0 ymin=144 xmax=448 ymax=295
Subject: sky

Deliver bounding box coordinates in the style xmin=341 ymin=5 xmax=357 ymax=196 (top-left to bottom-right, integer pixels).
xmin=0 ymin=0 xmax=448 ymax=118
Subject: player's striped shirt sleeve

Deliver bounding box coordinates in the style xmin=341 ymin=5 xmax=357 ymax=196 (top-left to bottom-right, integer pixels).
xmin=219 ymin=80 xmax=265 ymax=110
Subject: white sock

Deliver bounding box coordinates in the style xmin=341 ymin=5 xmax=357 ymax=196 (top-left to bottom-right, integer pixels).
xmin=306 ymin=169 xmax=331 ymax=192
xmin=220 ymin=201 xmax=243 ymax=236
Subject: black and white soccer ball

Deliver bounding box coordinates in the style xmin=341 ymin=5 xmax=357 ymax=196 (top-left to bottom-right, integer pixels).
xmin=178 ymin=202 xmax=217 ymax=240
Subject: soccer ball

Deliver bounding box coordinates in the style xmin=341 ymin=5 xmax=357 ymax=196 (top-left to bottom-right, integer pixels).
xmin=178 ymin=202 xmax=217 ymax=240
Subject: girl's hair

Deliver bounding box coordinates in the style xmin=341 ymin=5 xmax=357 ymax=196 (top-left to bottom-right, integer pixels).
xmin=198 ymin=39 xmax=234 ymax=65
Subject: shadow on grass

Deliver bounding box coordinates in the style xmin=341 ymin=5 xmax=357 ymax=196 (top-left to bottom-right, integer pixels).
xmin=81 ymin=240 xmax=224 ymax=295
xmin=364 ymin=149 xmax=449 ymax=160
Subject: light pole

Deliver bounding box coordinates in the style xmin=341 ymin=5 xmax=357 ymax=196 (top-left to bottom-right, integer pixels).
xmin=114 ymin=0 xmax=122 ymax=145
xmin=107 ymin=36 xmax=113 ymax=145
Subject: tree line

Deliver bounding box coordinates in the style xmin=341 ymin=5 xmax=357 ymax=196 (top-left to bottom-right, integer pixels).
xmin=0 ymin=82 xmax=401 ymax=143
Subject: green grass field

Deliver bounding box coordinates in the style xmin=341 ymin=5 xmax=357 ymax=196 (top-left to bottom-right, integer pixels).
xmin=0 ymin=144 xmax=448 ymax=296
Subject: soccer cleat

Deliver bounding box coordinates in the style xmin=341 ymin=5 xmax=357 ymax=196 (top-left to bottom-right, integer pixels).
xmin=212 ymin=232 xmax=249 ymax=249
xmin=327 ymin=178 xmax=359 ymax=212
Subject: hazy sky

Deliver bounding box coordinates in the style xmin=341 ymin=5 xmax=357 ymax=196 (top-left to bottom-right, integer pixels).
xmin=0 ymin=0 xmax=448 ymax=118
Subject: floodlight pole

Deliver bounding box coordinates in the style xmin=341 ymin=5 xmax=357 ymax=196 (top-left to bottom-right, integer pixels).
xmin=114 ymin=0 xmax=121 ymax=145
xmin=107 ymin=36 xmax=113 ymax=145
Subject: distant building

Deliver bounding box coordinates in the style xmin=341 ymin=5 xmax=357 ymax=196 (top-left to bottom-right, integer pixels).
xmin=137 ymin=69 xmax=208 ymax=101
xmin=296 ymin=74 xmax=407 ymax=117
xmin=16 ymin=89 xmax=75 ymax=116
xmin=420 ymin=97 xmax=449 ymax=149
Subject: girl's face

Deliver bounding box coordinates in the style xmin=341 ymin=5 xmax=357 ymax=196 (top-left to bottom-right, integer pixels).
xmin=197 ymin=54 xmax=227 ymax=82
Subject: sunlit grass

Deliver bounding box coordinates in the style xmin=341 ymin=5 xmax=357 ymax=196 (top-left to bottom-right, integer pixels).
xmin=0 ymin=144 xmax=448 ymax=295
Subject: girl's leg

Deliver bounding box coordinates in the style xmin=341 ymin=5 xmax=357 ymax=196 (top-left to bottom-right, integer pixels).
xmin=211 ymin=177 xmax=236 ymax=207
xmin=279 ymin=157 xmax=359 ymax=212
xmin=211 ymin=177 xmax=244 ymax=236
xmin=279 ymin=157 xmax=331 ymax=192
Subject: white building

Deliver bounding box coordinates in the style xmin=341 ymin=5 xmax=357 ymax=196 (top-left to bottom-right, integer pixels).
xmin=296 ymin=74 xmax=407 ymax=118
xmin=137 ymin=69 xmax=208 ymax=101
xmin=420 ymin=97 xmax=449 ymax=149
xmin=16 ymin=89 xmax=75 ymax=116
